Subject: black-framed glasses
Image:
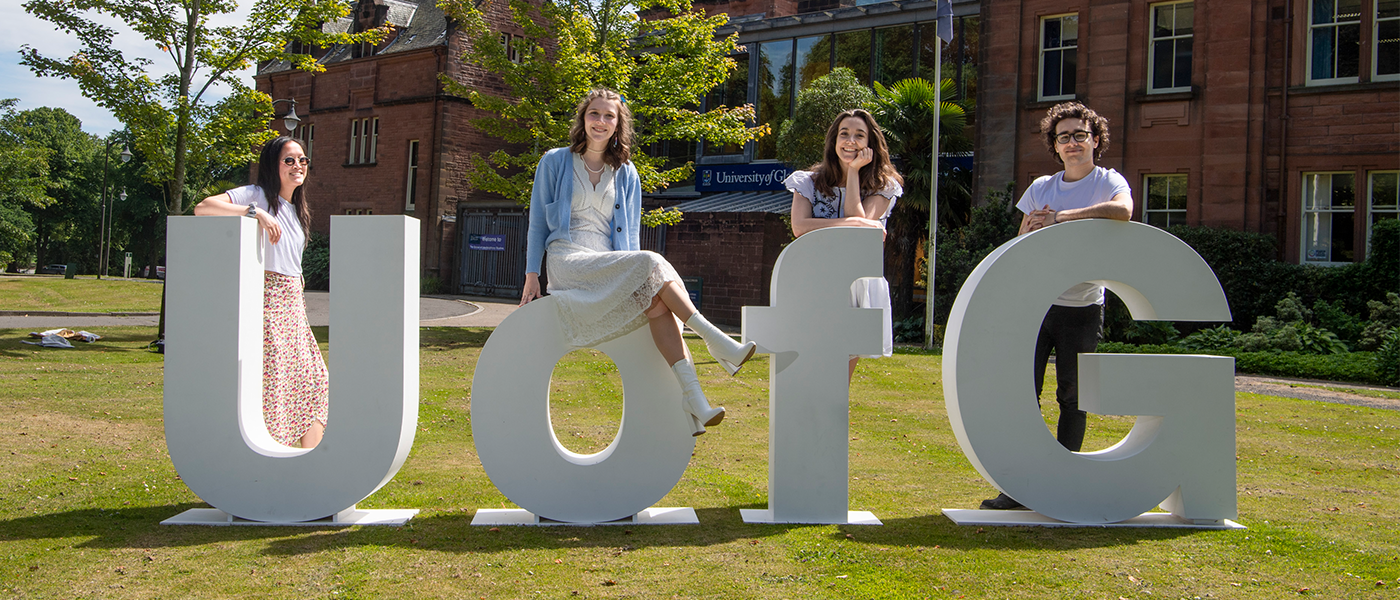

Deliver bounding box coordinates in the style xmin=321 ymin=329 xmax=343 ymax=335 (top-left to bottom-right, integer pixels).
xmin=1054 ymin=130 xmax=1092 ymax=145
xmin=282 ymin=156 xmax=311 ymax=167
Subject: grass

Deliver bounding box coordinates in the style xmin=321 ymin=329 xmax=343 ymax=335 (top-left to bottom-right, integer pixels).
xmin=1 ymin=325 xmax=1398 ymax=598
xmin=1291 ymin=384 xmax=1400 ymax=401
xmin=0 ymin=276 xmax=164 ymax=313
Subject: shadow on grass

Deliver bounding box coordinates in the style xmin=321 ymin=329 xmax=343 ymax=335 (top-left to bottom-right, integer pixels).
xmin=0 ymin=503 xmax=1197 ymax=556
xmin=829 ymin=513 xmax=1198 ymax=551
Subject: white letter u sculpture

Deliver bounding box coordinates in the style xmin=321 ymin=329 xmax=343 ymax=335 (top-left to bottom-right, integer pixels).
xmin=162 ymin=215 xmax=419 ymax=525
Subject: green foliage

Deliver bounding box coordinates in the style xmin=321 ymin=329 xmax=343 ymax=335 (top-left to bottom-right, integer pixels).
xmin=1359 ymin=292 xmax=1400 ymax=351
xmin=20 ymin=0 xmax=386 ymax=215
xmin=439 ymin=0 xmax=765 ymax=228
xmin=892 ymin=315 xmax=924 ymax=344
xmin=0 ymin=100 xmax=51 ymax=265
xmin=774 ymin=68 xmax=874 ymax=170
xmin=1375 ymin=327 xmax=1400 ymax=387
xmin=421 ymin=275 xmax=443 ymax=295
xmin=929 ymin=183 xmax=1020 ymax=326
xmin=1312 ymin=298 xmax=1363 ymax=343
xmin=1098 ymin=342 xmax=1386 ymax=385
xmin=302 ymin=231 xmax=330 ymax=291
xmin=1179 ymin=324 xmax=1242 ymax=351
xmin=1122 ymin=320 xmax=1180 ymax=346
xmin=869 ymin=77 xmax=971 ymax=223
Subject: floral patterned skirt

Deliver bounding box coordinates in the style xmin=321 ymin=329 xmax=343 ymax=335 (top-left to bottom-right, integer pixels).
xmin=262 ymin=272 xmax=329 ymax=446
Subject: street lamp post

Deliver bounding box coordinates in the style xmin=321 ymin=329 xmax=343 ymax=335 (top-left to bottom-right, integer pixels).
xmin=271 ymin=99 xmax=301 ymax=132
xmin=97 ymin=140 xmax=132 ymax=279
xmin=102 ymin=189 xmax=127 ymax=278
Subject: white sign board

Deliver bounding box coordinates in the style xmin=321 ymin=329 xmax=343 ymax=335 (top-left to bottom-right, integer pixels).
xmin=942 ymin=219 xmax=1239 ymax=526
xmin=742 ymin=227 xmax=885 ymax=524
xmin=162 ymin=216 xmax=419 ymax=525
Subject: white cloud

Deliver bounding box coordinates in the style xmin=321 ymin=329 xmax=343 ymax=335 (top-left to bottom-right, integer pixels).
xmin=0 ymin=0 xmax=256 ymax=136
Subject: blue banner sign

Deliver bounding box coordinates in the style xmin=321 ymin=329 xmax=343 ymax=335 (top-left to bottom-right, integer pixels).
xmin=468 ymin=233 xmax=506 ymax=251
xmin=696 ymin=163 xmax=796 ymax=192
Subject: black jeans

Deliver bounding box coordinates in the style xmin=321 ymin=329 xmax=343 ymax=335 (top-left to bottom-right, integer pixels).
xmin=1033 ymin=304 xmax=1104 ymax=452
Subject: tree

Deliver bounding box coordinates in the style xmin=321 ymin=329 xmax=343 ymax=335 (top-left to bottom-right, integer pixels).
xmin=0 ymin=100 xmax=51 ymax=267
xmin=438 ymin=0 xmax=767 ymax=225
xmin=869 ymin=77 xmax=971 ymax=321
xmin=774 ymin=68 xmax=875 ymax=170
xmin=20 ymin=0 xmax=387 ymax=217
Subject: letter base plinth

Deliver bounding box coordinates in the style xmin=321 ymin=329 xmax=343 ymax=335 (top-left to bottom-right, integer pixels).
xmin=941 ymin=509 xmax=1245 ymax=530
xmin=739 ymin=509 xmax=882 ymax=526
xmin=470 ymin=507 xmax=699 ymax=526
xmin=161 ymin=507 xmax=418 ymax=527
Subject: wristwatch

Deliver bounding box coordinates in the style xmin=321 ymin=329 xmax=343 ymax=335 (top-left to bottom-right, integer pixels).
xmin=246 ymin=204 xmax=257 ymax=218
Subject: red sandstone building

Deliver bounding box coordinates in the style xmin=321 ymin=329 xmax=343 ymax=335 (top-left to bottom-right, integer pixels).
xmin=973 ymin=0 xmax=1399 ymax=265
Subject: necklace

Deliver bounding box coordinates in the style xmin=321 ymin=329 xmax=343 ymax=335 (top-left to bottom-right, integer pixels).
xmin=584 ymin=161 xmax=605 ymax=174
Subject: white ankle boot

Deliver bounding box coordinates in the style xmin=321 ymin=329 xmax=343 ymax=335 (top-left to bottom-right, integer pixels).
xmin=672 ymin=359 xmax=724 ymax=436
xmin=685 ymin=313 xmax=756 ymax=376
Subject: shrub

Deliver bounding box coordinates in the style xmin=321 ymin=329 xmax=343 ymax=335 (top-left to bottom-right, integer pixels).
xmin=1376 ymin=328 xmax=1400 ymax=387
xmin=775 ymin=68 xmax=875 ymax=170
xmin=1358 ymin=292 xmax=1400 ymax=351
xmin=1096 ymin=342 xmax=1385 ymax=385
xmin=1180 ymin=325 xmax=1241 ymax=351
xmin=1312 ymin=298 xmax=1363 ymax=343
xmin=893 ymin=315 xmax=924 ymax=344
xmin=302 ymin=232 xmax=330 ymax=291
xmin=421 ymin=275 xmax=443 ymax=295
xmin=930 ymin=183 xmax=1020 ymax=327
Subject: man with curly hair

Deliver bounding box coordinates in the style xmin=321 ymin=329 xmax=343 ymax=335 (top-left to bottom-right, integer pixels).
xmin=980 ymin=101 xmax=1135 ymax=511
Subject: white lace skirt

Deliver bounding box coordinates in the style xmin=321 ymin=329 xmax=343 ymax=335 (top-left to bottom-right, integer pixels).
xmin=546 ymin=239 xmax=682 ymax=348
xmin=852 ymin=277 xmax=893 ymax=358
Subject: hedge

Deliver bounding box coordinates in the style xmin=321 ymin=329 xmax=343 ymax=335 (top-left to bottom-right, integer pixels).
xmin=1097 ymin=342 xmax=1387 ymax=386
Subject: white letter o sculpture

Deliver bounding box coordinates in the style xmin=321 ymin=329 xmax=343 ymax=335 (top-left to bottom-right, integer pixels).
xmin=471 ymin=298 xmax=696 ymax=523
xmin=944 ymin=219 xmax=1237 ymax=524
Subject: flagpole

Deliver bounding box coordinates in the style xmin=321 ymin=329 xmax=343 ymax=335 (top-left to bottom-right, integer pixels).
xmin=923 ymin=34 xmax=942 ymax=350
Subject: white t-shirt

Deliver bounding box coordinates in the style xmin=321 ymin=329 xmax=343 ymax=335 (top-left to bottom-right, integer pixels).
xmin=225 ymin=185 xmax=306 ymax=277
xmin=1016 ymin=166 xmax=1132 ymax=307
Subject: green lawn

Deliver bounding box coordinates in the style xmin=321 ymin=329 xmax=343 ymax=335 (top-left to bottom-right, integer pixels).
xmin=1 ymin=326 xmax=1397 ymax=599
xmin=0 ymin=276 xmax=163 ymax=313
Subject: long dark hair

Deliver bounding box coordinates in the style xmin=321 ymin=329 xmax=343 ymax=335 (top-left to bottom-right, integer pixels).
xmin=809 ymin=109 xmax=902 ymax=199
xmin=567 ymin=88 xmax=632 ymax=168
xmin=254 ymin=136 xmax=311 ymax=242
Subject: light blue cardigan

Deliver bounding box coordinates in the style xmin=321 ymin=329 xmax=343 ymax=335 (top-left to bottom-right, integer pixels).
xmin=525 ymin=147 xmax=642 ymax=275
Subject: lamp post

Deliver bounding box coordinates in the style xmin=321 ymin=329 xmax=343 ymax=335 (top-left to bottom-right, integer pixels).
xmin=102 ymin=189 xmax=127 ymax=278
xmin=271 ymin=99 xmax=301 ymax=132
xmin=97 ymin=140 xmax=132 ymax=279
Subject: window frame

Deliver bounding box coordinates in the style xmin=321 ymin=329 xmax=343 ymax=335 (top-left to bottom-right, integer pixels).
xmin=1300 ymin=171 xmax=1360 ymax=265
xmin=1038 ymin=13 xmax=1079 ymax=102
xmin=1142 ymin=173 xmax=1189 ymax=228
xmin=1147 ymin=1 xmax=1194 ymax=94
xmin=1375 ymin=0 xmax=1400 ymax=81
xmin=295 ymin=123 xmax=315 ymax=158
xmin=1306 ymin=0 xmax=1363 ymax=86
xmin=1368 ymin=170 xmax=1400 ymax=253
xmin=405 ymin=139 xmax=420 ymax=212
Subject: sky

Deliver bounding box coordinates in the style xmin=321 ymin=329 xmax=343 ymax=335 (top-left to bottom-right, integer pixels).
xmin=0 ymin=0 xmax=255 ymax=137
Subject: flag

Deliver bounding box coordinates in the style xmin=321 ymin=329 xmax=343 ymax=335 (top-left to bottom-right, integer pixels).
xmin=936 ymin=0 xmax=955 ymax=43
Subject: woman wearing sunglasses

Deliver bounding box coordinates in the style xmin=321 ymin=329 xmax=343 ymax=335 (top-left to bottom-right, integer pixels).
xmin=195 ymin=135 xmax=327 ymax=449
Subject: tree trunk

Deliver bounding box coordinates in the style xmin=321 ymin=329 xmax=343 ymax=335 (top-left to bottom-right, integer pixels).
xmin=883 ymin=202 xmax=926 ymax=323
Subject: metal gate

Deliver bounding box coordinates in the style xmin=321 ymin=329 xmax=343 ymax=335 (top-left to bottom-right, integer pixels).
xmin=457 ymin=209 xmax=527 ymax=298
xmin=456 ymin=209 xmax=668 ymax=298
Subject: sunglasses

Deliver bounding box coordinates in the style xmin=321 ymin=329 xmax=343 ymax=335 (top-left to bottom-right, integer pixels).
xmin=282 ymin=156 xmax=311 ymax=167
xmin=1054 ymin=130 xmax=1092 ymax=145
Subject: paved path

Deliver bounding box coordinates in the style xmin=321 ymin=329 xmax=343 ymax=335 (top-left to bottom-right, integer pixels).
xmin=0 ymin=292 xmax=519 ymax=329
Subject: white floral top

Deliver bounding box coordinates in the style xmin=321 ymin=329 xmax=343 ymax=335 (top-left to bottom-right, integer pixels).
xmin=783 ymin=170 xmax=904 ymax=227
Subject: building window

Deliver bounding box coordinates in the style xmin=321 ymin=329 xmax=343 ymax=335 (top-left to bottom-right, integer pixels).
xmin=1039 ymin=14 xmax=1079 ymax=101
xmin=795 ymin=34 xmax=833 ymax=92
xmin=756 ymin=40 xmax=794 ymax=160
xmin=1371 ymin=171 xmax=1400 ymax=248
xmin=1377 ymin=0 xmax=1400 ymax=79
xmin=1302 ymin=172 xmax=1357 ymax=264
xmin=349 ymin=117 xmax=379 ymax=165
xmin=1149 ymin=2 xmax=1194 ymax=93
xmin=1144 ymin=174 xmax=1188 ymax=228
xmin=834 ymin=30 xmax=873 ymax=86
xmin=499 ymin=32 xmax=527 ymax=63
xmin=405 ymin=140 xmax=420 ymax=212
xmin=1308 ymin=0 xmax=1362 ymax=84
xmin=703 ymin=52 xmax=749 ymax=156
xmin=295 ymin=123 xmax=315 ymax=158
xmin=874 ymin=25 xmax=916 ymax=86
xmin=346 ymin=208 xmax=374 ymax=215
